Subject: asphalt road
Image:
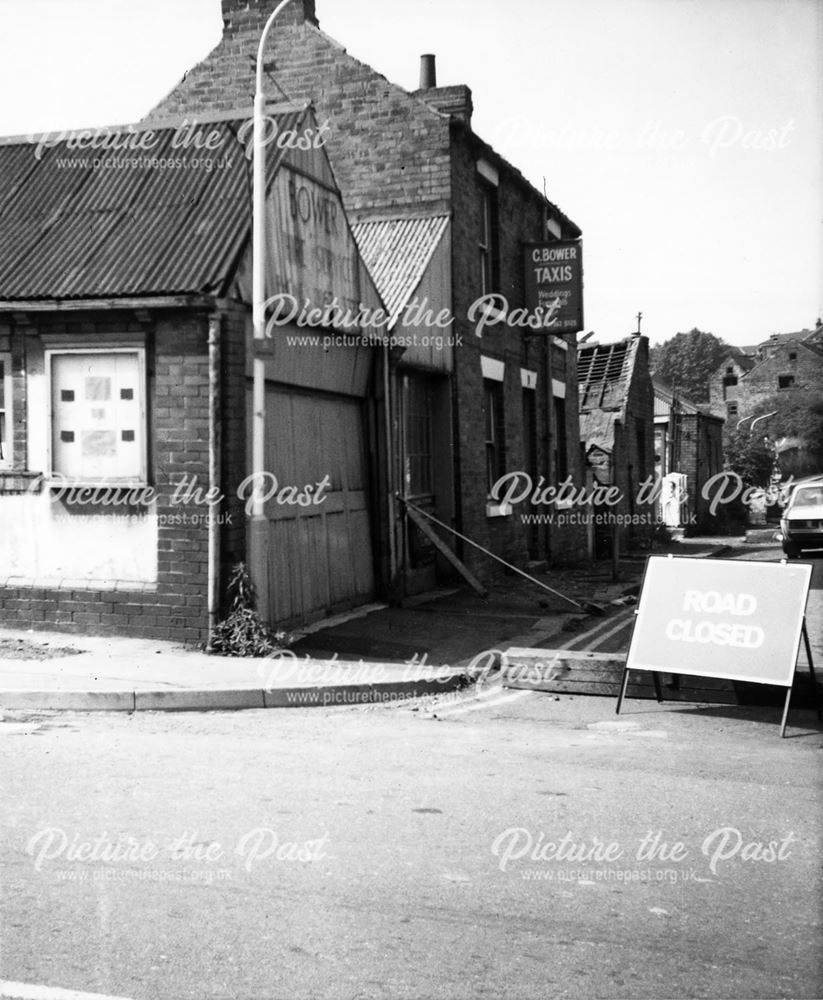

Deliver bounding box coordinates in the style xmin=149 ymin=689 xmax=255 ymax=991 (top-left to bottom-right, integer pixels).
xmin=0 ymin=542 xmax=820 ymax=1000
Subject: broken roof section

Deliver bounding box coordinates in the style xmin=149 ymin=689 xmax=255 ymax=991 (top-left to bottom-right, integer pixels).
xmin=0 ymin=106 xmax=306 ymax=303
xmin=577 ymin=337 xmax=644 ymax=416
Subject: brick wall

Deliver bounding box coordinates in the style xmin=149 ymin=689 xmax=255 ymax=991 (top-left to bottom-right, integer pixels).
xmin=0 ymin=305 xmax=248 ymax=645
xmin=448 ymin=131 xmax=586 ymax=576
xmin=150 ymin=0 xmax=587 ymax=578
xmin=708 ymin=355 xmax=750 ymax=418
xmin=710 ymin=342 xmax=823 ymax=423
xmin=615 ymin=338 xmax=655 ymax=547
xmin=676 ymin=412 xmax=724 ymax=531
xmin=151 ymin=6 xmax=453 ymax=220
xmin=739 ymin=341 xmax=823 ymax=411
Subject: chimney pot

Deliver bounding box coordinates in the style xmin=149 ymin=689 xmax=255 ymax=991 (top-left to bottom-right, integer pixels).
xmin=419 ymin=54 xmax=437 ymax=90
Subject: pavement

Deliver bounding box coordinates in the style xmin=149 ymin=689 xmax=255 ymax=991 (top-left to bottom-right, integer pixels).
xmin=0 ymin=537 xmax=744 ymax=713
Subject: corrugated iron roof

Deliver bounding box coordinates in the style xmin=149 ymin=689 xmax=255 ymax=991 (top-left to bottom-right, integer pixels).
xmin=652 ymin=379 xmax=723 ymax=422
xmin=351 ymin=215 xmax=449 ymax=329
xmin=0 ymin=108 xmax=305 ymax=302
xmin=652 ymin=378 xmax=702 ymax=416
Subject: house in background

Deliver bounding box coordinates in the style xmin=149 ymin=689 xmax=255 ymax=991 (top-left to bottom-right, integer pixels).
xmin=708 ymin=350 xmax=758 ymax=423
xmin=0 ymin=105 xmax=389 ymax=642
xmin=709 ymin=322 xmax=823 ymax=422
xmin=653 ymin=378 xmax=724 ymax=532
xmin=149 ymin=0 xmax=588 ymax=594
xmin=577 ymin=335 xmax=654 ymax=554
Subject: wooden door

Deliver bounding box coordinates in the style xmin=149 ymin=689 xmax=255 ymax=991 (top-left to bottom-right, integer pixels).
xmin=264 ymin=386 xmax=375 ymax=625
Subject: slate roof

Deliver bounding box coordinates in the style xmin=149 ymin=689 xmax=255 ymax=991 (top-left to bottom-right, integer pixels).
xmin=0 ymin=106 xmax=305 ymax=303
xmin=351 ymin=215 xmax=449 ymax=329
xmin=577 ymin=337 xmax=643 ymax=414
xmin=579 ymin=410 xmax=618 ymax=455
xmin=713 ymin=352 xmax=757 ymax=376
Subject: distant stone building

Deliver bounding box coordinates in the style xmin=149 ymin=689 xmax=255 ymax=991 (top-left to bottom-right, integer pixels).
xmin=708 ymin=351 xmax=758 ymax=422
xmin=578 ymin=336 xmax=654 ymax=553
xmin=709 ymin=322 xmax=823 ymax=422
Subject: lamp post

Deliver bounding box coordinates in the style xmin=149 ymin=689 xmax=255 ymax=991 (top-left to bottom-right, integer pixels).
xmin=250 ymin=0 xmax=295 ymax=617
xmin=736 ymin=410 xmax=776 ymax=432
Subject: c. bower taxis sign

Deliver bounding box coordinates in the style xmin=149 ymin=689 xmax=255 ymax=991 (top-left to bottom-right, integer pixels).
xmin=523 ymin=240 xmax=583 ymax=333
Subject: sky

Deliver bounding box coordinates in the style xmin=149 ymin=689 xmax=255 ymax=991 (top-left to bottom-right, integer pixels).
xmin=0 ymin=0 xmax=820 ymax=348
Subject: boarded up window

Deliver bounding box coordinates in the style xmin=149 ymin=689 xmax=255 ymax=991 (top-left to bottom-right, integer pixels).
xmin=49 ymin=350 xmax=145 ymax=482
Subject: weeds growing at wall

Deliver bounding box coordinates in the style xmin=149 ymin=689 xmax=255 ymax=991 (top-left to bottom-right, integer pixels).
xmin=209 ymin=563 xmax=291 ymax=657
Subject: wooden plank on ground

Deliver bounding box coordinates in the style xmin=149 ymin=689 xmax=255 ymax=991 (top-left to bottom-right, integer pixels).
xmin=501 ymin=647 xmax=739 ymax=704
xmin=405 ymin=505 xmax=488 ymax=597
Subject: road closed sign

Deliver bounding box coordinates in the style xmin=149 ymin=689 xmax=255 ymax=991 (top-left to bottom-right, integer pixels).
xmin=626 ymin=557 xmax=812 ymax=687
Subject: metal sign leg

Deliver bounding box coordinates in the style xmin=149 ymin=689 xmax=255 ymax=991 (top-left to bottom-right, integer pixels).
xmin=801 ymin=620 xmax=822 ymax=722
xmin=616 ymin=667 xmax=631 ymax=715
xmin=652 ymin=672 xmax=664 ymax=703
xmin=779 ymin=685 xmax=792 ymax=739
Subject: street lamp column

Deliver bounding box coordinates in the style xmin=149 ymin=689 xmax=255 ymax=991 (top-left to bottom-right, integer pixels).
xmin=250 ymin=0 xmax=295 ymax=620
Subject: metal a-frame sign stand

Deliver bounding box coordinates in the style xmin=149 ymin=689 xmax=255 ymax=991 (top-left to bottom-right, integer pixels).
xmin=615 ymin=555 xmax=822 ymax=738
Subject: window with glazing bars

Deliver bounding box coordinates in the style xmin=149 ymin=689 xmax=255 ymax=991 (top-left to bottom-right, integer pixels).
xmin=484 ymin=379 xmax=505 ymax=492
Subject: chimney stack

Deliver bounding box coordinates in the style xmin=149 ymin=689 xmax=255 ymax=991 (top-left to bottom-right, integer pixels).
xmin=415 ymin=54 xmax=473 ymax=126
xmin=419 ymin=54 xmax=437 ymax=90
xmin=221 ymin=0 xmax=319 ymax=33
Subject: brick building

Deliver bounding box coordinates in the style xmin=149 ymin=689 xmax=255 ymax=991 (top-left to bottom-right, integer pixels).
xmin=577 ymin=336 xmax=655 ymax=552
xmin=709 ymin=322 xmax=823 ymax=422
xmin=150 ymin=0 xmax=587 ymax=595
xmin=653 ymin=379 xmax=724 ymax=532
xmin=708 ymin=351 xmax=757 ymax=422
xmin=0 ymin=107 xmax=386 ymax=641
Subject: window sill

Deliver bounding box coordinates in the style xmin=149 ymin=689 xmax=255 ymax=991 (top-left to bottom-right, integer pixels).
xmin=0 ymin=576 xmax=158 ymax=593
xmin=485 ymin=501 xmax=512 ymax=518
xmin=45 ymin=477 xmax=150 ymax=488
xmin=476 ymin=303 xmax=507 ymax=328
xmin=0 ymin=471 xmax=44 ymax=494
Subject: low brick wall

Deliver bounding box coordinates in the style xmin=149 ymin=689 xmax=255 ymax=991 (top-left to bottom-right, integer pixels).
xmin=0 ymin=582 xmax=208 ymax=644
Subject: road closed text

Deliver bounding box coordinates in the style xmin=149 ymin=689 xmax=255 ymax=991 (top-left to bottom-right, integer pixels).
xmin=664 ymin=590 xmax=764 ymax=649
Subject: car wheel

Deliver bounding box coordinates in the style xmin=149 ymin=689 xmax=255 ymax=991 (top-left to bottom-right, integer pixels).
xmin=782 ymin=541 xmax=801 ymax=560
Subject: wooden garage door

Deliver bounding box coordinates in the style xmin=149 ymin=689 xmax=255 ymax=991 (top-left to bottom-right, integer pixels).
xmin=264 ymin=386 xmax=375 ymax=625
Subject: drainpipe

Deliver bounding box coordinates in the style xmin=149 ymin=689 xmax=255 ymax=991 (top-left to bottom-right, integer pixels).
xmin=207 ymin=312 xmax=222 ymax=648
xmin=383 ymin=344 xmax=397 ymax=581
xmin=544 ymin=336 xmax=554 ymax=561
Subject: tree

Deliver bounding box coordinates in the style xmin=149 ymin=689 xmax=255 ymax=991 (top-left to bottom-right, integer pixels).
xmin=749 ymin=390 xmax=823 ymax=480
xmin=649 ymin=329 xmax=729 ymax=402
xmin=723 ymin=389 xmax=823 ymax=487
xmin=724 ymin=427 xmax=774 ymax=488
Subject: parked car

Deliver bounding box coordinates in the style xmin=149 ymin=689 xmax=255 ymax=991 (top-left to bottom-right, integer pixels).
xmin=780 ymin=480 xmax=823 ymax=558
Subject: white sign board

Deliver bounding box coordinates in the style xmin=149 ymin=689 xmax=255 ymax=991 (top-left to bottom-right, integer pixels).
xmin=626 ymin=556 xmax=812 ymax=687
